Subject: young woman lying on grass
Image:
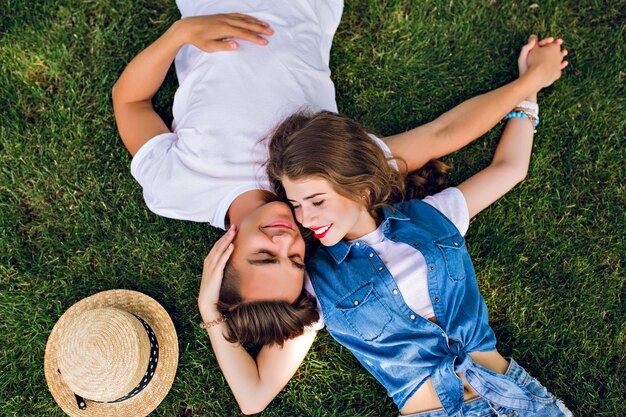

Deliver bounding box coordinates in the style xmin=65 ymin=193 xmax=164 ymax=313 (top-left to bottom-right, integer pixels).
xmin=200 ymin=39 xmax=569 ymax=417
xmin=113 ymin=0 xmax=561 ymax=341
xmin=261 ymin=47 xmax=571 ymax=416
xmin=111 ymin=0 xmax=567 ymax=413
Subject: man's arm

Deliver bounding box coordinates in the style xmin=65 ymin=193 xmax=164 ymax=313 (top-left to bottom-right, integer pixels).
xmin=384 ymin=35 xmax=568 ymax=172
xmin=112 ymin=14 xmax=273 ymax=156
xmin=198 ymin=227 xmax=316 ymax=415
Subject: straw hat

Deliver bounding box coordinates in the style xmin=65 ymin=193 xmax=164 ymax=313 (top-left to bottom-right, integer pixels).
xmin=44 ymin=290 xmax=178 ymax=417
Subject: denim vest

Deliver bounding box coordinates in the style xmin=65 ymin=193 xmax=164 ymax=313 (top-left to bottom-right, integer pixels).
xmin=308 ymin=199 xmax=537 ymax=416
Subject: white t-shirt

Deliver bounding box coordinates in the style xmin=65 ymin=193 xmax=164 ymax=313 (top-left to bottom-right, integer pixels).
xmin=131 ymin=0 xmax=343 ymax=229
xmin=357 ymin=187 xmax=468 ymax=320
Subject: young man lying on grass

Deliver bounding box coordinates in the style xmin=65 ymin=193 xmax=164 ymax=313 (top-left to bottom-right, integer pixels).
xmin=113 ymin=0 xmax=567 ymax=413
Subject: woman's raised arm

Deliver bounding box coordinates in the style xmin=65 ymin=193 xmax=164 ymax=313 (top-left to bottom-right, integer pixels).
xmin=384 ymin=35 xmax=568 ymax=173
xmin=457 ymin=39 xmax=567 ymax=219
xmin=112 ymin=14 xmax=273 ymax=156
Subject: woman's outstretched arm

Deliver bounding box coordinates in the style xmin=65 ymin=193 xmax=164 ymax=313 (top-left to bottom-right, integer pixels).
xmin=384 ymin=35 xmax=568 ymax=173
xmin=198 ymin=226 xmax=317 ymax=415
xmin=112 ymin=14 xmax=273 ymax=156
xmin=457 ymin=39 xmax=566 ymax=219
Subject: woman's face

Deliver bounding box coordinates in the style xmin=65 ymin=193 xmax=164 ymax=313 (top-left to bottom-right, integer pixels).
xmin=281 ymin=176 xmax=377 ymax=246
xmin=229 ymin=201 xmax=306 ymax=302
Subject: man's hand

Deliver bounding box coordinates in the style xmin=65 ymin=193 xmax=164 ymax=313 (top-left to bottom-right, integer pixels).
xmin=178 ymin=13 xmax=274 ymax=53
xmin=198 ymin=225 xmax=237 ymax=319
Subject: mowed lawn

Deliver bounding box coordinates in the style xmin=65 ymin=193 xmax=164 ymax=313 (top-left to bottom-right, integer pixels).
xmin=1 ymin=0 xmax=623 ymax=416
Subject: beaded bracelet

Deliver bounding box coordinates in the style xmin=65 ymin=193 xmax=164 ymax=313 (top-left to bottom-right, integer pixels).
xmin=200 ymin=315 xmax=228 ymax=329
xmin=504 ymin=110 xmax=539 ymax=130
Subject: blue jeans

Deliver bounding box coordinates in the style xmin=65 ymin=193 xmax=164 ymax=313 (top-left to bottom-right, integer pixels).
xmin=400 ymin=359 xmax=573 ymax=417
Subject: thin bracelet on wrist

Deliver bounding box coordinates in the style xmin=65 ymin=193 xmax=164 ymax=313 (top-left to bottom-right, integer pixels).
xmin=200 ymin=315 xmax=228 ymax=329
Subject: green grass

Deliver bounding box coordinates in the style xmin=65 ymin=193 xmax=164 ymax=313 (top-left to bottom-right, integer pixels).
xmin=1 ymin=0 xmax=624 ymax=415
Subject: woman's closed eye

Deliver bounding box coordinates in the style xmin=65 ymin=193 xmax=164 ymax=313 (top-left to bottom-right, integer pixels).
xmin=288 ymin=200 xmax=324 ymax=209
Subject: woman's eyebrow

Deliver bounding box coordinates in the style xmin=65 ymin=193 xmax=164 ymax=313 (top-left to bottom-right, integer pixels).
xmin=304 ymin=192 xmax=325 ymax=200
xmin=287 ymin=193 xmax=326 ymax=203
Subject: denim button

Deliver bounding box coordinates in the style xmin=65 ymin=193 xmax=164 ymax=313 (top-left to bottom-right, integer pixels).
xmin=353 ymin=300 xmax=359 ymax=306
xmin=453 ymin=242 xmax=459 ymax=247
xmin=369 ymin=253 xmax=374 ymax=258
xmin=441 ymin=332 xmax=446 ymax=337
xmin=429 ymin=265 xmax=435 ymax=271
xmin=392 ymin=289 xmax=399 ymax=295
xmin=434 ymin=297 xmax=440 ymax=302
xmin=378 ymin=266 xmax=383 ymax=271
xmin=355 ymin=242 xmax=360 ymax=247
xmin=410 ymin=314 xmax=416 ymax=320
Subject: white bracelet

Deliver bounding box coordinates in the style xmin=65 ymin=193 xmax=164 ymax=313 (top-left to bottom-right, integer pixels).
xmin=516 ymin=100 xmax=539 ymax=115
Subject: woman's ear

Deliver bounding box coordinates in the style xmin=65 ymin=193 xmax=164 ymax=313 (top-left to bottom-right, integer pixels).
xmin=359 ymin=188 xmax=371 ymax=204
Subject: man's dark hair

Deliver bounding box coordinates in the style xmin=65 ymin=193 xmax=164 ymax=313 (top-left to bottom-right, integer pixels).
xmin=217 ymin=263 xmax=320 ymax=347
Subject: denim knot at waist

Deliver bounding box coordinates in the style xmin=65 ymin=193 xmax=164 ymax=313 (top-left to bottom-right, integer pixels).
xmin=431 ymin=349 xmax=537 ymax=416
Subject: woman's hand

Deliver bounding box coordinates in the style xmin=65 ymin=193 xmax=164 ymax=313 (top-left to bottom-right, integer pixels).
xmin=198 ymin=225 xmax=237 ymax=319
xmin=520 ymin=35 xmax=568 ymax=89
xmin=177 ymin=13 xmax=274 ymax=53
xmin=518 ymin=35 xmax=567 ymax=76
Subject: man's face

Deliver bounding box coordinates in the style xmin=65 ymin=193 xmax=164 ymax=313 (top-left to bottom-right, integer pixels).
xmin=230 ymin=201 xmax=306 ymax=303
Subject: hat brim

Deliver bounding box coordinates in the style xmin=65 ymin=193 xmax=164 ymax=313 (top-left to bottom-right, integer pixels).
xmin=45 ymin=290 xmax=178 ymax=417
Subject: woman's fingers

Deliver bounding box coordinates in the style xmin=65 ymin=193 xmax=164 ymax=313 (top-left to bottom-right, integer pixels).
xmin=538 ymin=36 xmax=555 ymax=46
xmin=520 ymin=36 xmax=536 ymax=53
xmin=517 ymin=35 xmax=537 ymax=75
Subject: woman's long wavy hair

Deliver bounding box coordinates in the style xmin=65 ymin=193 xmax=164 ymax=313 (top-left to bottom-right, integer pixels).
xmin=266 ymin=110 xmax=450 ymax=239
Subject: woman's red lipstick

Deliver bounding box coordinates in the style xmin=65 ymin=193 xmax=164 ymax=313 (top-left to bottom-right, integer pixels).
xmin=310 ymin=224 xmax=332 ymax=239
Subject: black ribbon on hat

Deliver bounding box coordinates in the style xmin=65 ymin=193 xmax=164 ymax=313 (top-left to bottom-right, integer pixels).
xmin=59 ymin=314 xmax=159 ymax=410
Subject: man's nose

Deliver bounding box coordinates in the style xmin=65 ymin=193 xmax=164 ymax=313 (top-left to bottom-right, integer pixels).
xmin=269 ymin=230 xmax=296 ymax=252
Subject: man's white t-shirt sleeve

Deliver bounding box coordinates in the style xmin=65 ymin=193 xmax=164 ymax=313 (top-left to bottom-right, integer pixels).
xmin=422 ymin=187 xmax=470 ymax=236
xmin=129 ymin=131 xmax=250 ymax=229
xmin=130 ymin=132 xmax=178 ymax=199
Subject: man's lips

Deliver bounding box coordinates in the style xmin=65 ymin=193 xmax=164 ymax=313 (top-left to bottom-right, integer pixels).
xmin=263 ymin=220 xmax=294 ymax=229
xmin=310 ymin=224 xmax=332 ymax=239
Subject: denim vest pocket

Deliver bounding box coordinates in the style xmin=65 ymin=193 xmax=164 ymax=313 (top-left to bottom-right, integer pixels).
xmin=435 ymin=235 xmax=466 ymax=282
xmin=336 ymin=282 xmax=392 ymax=341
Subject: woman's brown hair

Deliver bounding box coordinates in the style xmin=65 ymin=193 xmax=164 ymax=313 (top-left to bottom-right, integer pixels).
xmin=266 ymin=110 xmax=450 ymax=224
